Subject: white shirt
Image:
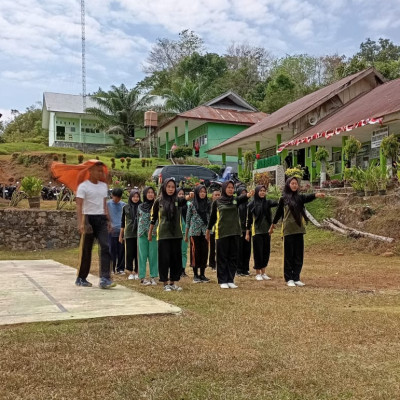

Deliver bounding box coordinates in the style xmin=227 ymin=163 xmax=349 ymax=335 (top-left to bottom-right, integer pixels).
xmin=76 ymin=180 xmax=108 ymax=215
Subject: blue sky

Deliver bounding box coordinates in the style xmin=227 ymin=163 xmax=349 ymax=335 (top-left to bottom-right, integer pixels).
xmin=1 ymin=0 xmax=399 ymax=122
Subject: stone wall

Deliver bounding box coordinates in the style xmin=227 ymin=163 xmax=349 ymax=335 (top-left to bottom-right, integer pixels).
xmin=0 ymin=209 xmax=80 ymax=250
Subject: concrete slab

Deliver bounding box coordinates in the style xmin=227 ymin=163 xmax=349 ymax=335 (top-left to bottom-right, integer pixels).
xmin=0 ymin=260 xmax=181 ymax=326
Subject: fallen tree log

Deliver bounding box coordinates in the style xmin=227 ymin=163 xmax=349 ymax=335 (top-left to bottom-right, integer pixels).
xmin=322 ymin=219 xmax=348 ymax=235
xmin=305 ymin=209 xmax=321 ymax=228
xmin=324 ymin=218 xmax=395 ymax=243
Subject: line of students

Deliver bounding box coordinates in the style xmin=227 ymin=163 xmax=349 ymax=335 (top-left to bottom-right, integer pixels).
xmin=107 ymin=176 xmax=324 ymax=291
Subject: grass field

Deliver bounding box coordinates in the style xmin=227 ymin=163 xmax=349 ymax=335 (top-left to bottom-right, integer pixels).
xmin=1 ymin=225 xmax=399 ymax=400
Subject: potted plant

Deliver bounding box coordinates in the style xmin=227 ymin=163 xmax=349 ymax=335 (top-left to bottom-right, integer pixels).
xmin=21 ymin=176 xmax=43 ymax=208
xmin=350 ymin=167 xmax=365 ymax=197
xmin=377 ymin=166 xmax=389 ymax=195
xmin=315 ymin=146 xmax=330 ymax=186
xmin=343 ymin=167 xmax=353 ymax=187
xmin=363 ymin=163 xmax=378 ymax=196
xmin=285 ymin=165 xmax=304 ymax=180
xmin=343 ymin=136 xmax=361 ymax=167
xmin=380 ymin=134 xmax=399 ymax=177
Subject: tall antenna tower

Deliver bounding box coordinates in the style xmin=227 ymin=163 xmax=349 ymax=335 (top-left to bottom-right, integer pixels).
xmin=81 ymin=0 xmax=86 ymax=111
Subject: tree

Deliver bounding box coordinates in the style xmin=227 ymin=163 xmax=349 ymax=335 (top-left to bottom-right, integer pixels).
xmin=144 ymin=29 xmax=204 ymax=74
xmin=2 ymin=104 xmax=46 ymax=143
xmin=262 ymin=73 xmax=297 ymax=113
xmin=162 ymin=78 xmax=207 ymax=113
xmin=86 ymin=84 xmax=154 ymax=146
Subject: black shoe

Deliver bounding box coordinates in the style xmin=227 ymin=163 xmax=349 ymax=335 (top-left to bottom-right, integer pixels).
xmin=75 ymin=277 xmax=92 ymax=287
xmin=241 ymin=271 xmax=250 ymax=276
xmin=193 ymin=276 xmax=202 ymax=283
xmin=199 ymin=275 xmax=210 ymax=282
xmin=181 ymin=271 xmax=188 ymax=278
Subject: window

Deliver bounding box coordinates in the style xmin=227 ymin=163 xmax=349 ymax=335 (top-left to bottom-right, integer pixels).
xmin=193 ymin=134 xmax=207 ymax=147
xmin=70 ymin=127 xmax=75 ymax=132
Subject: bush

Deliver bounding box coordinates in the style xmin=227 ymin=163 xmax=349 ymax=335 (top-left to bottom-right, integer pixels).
xmin=114 ymin=171 xmax=151 ymax=187
xmin=21 ymin=176 xmax=43 ymax=197
xmin=172 ymin=146 xmax=193 ymax=158
xmin=315 ymin=146 xmax=330 ymax=162
xmin=206 ymin=164 xmax=222 ymax=175
xmin=254 ymin=171 xmax=270 ymax=187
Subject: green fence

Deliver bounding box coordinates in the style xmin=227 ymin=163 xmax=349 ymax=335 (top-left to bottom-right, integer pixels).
xmin=256 ymin=155 xmax=280 ymax=169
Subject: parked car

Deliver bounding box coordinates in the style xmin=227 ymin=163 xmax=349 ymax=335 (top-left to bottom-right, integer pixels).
xmin=152 ymin=165 xmax=218 ymax=186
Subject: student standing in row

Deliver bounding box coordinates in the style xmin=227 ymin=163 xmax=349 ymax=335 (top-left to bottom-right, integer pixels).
xmin=107 ymin=188 xmax=125 ymax=274
xmin=75 ymin=162 xmax=116 ymax=289
xmin=137 ymin=186 xmax=158 ymax=286
xmin=120 ymin=189 xmax=141 ymax=280
xmin=208 ymin=189 xmax=221 ymax=271
xmin=148 ymin=178 xmax=193 ymax=292
xmin=237 ymin=186 xmax=251 ymax=276
xmin=206 ymin=181 xmax=254 ymax=289
xmin=246 ymin=185 xmax=278 ymax=281
xmin=185 ymin=184 xmax=210 ymax=283
xmin=269 ymin=177 xmax=325 ymax=287
xmin=177 ymin=187 xmax=189 ymax=278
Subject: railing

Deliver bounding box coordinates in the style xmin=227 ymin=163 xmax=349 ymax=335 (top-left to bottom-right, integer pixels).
xmin=255 ymin=155 xmax=281 ymax=169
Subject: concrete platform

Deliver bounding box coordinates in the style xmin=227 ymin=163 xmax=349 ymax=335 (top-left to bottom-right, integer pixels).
xmin=0 ymin=260 xmax=181 ymax=326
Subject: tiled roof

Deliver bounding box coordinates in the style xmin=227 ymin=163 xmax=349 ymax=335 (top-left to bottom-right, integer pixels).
xmin=208 ymin=67 xmax=384 ymax=151
xmin=280 ymin=77 xmax=400 ymax=149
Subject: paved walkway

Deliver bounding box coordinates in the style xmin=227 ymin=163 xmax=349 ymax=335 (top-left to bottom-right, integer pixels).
xmin=0 ymin=260 xmax=181 ymax=326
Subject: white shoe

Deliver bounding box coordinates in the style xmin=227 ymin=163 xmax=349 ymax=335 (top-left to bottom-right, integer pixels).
xmin=133 ymin=273 xmax=139 ymax=280
xmin=220 ymin=283 xmax=229 ymax=289
xmin=163 ymin=285 xmax=172 ymax=292
xmin=294 ymin=280 xmax=305 ymax=287
xmin=287 ymin=280 xmax=296 ymax=287
xmin=255 ymin=274 xmax=263 ymax=281
xmin=227 ymin=283 xmax=238 ymax=289
xmin=150 ymin=278 xmax=157 ymax=286
xmin=261 ymin=274 xmax=271 ymax=280
xmin=128 ymin=274 xmax=135 ymax=280
xmin=169 ymin=284 xmax=183 ymax=291
xmin=141 ymin=279 xmax=151 ymax=286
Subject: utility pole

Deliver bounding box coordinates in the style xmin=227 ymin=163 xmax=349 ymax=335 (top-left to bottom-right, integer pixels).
xmin=81 ymin=0 xmax=86 ymax=152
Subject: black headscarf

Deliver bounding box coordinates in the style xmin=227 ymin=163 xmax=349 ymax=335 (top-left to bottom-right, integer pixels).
xmin=282 ymin=177 xmax=308 ymax=227
xmin=218 ymin=180 xmax=236 ymax=205
xmin=236 ymin=186 xmax=248 ymax=224
xmin=193 ymin=184 xmax=210 ymax=225
xmin=139 ymin=186 xmax=155 ymax=213
xmin=160 ymin=178 xmax=177 ymax=221
xmin=249 ymin=185 xmax=270 ymax=224
xmin=128 ymin=189 xmax=141 ymax=229
xmin=177 ymin=187 xmax=187 ymax=221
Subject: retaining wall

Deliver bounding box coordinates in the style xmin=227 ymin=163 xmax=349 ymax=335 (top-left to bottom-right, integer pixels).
xmin=0 ymin=209 xmax=80 ymax=250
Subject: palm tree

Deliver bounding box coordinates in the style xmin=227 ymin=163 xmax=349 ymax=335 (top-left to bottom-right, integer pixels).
xmin=86 ymin=84 xmax=154 ymax=145
xmin=162 ymin=78 xmax=207 ymax=113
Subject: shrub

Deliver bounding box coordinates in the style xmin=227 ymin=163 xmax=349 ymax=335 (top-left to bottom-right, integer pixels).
xmin=78 ymin=154 xmax=84 ymax=163
xmin=120 ymin=157 xmax=125 ymax=170
xmin=254 ymin=171 xmax=270 ymax=187
xmin=321 ymin=180 xmax=330 ymax=188
xmin=267 ymin=185 xmax=282 ymax=200
xmin=381 ymin=134 xmax=399 ymax=162
xmin=62 ymin=153 xmax=67 ymax=163
xmin=285 ymin=166 xmax=304 ymax=179
xmin=115 ymin=152 xmax=139 ymax=158
xmin=206 ymin=164 xmax=222 ymax=175
xmin=343 ymin=136 xmax=361 ymax=161
xmin=141 ymin=158 xmax=146 ymax=167
xmin=330 ymin=179 xmax=344 ymax=188
xmin=110 ymin=157 xmax=115 ymax=169
xmin=21 ymin=176 xmax=43 ymax=197
xmin=126 ymin=157 xmax=131 ymax=170
xmin=172 ymin=146 xmax=193 ymax=158
xmin=315 ymin=146 xmax=330 ymax=162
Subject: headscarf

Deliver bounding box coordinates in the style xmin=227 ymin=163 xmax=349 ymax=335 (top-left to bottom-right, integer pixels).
xmin=176 ymin=187 xmax=187 ymax=221
xmin=193 ymin=184 xmax=210 ymax=225
xmin=139 ymin=186 xmax=155 ymax=213
xmin=282 ymin=177 xmax=308 ymax=227
xmin=249 ymin=185 xmax=269 ymax=224
xmin=51 ymin=160 xmax=108 ymax=193
xmin=218 ymin=180 xmax=236 ymax=205
xmin=236 ymin=185 xmax=248 ymax=224
xmin=128 ymin=189 xmax=141 ymax=229
xmin=160 ymin=178 xmax=177 ymax=221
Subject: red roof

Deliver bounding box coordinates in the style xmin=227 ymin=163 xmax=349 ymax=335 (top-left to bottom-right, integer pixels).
xmin=157 ymin=106 xmax=267 ymax=132
xmin=209 ymin=67 xmax=384 ymax=151
xmin=280 ymin=78 xmax=400 ymax=150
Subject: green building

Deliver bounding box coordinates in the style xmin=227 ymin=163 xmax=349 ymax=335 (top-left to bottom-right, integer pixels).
xmin=155 ymin=91 xmax=267 ymax=170
xmin=208 ymin=68 xmax=400 ymax=184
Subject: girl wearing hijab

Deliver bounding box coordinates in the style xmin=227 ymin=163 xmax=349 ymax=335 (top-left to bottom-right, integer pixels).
xmin=206 ymin=181 xmax=254 ymax=289
xmin=269 ymin=177 xmax=325 ymax=287
xmin=185 ymin=184 xmax=210 ymax=283
xmin=137 ymin=186 xmax=158 ymax=286
xmin=237 ymin=186 xmax=251 ymax=277
xmin=246 ymin=185 xmax=278 ymax=281
xmin=120 ymin=189 xmax=141 ymax=280
xmin=177 ymin=187 xmax=189 ymax=278
xmin=148 ymin=178 xmax=193 ymax=291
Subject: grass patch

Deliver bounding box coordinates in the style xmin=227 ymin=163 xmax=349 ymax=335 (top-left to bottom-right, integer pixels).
xmin=1 ymin=234 xmax=400 ymax=399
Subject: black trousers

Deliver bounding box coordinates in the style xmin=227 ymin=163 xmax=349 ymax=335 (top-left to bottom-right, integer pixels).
xmin=109 ymin=235 xmax=125 ymax=272
xmin=216 ymin=235 xmax=239 ymax=284
xmin=125 ymin=237 xmax=138 ymax=273
xmin=78 ymin=215 xmax=111 ymax=280
xmin=283 ymin=233 xmax=304 ymax=282
xmin=253 ymin=233 xmax=271 ymax=270
xmin=191 ymin=235 xmax=208 ymax=269
xmin=237 ymin=231 xmax=251 ymax=274
xmin=158 ymin=238 xmax=182 ymax=283
xmin=208 ymin=232 xmax=216 ymax=268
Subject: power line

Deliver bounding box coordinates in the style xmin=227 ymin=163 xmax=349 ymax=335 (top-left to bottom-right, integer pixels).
xmin=81 ymin=0 xmax=86 ymax=111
